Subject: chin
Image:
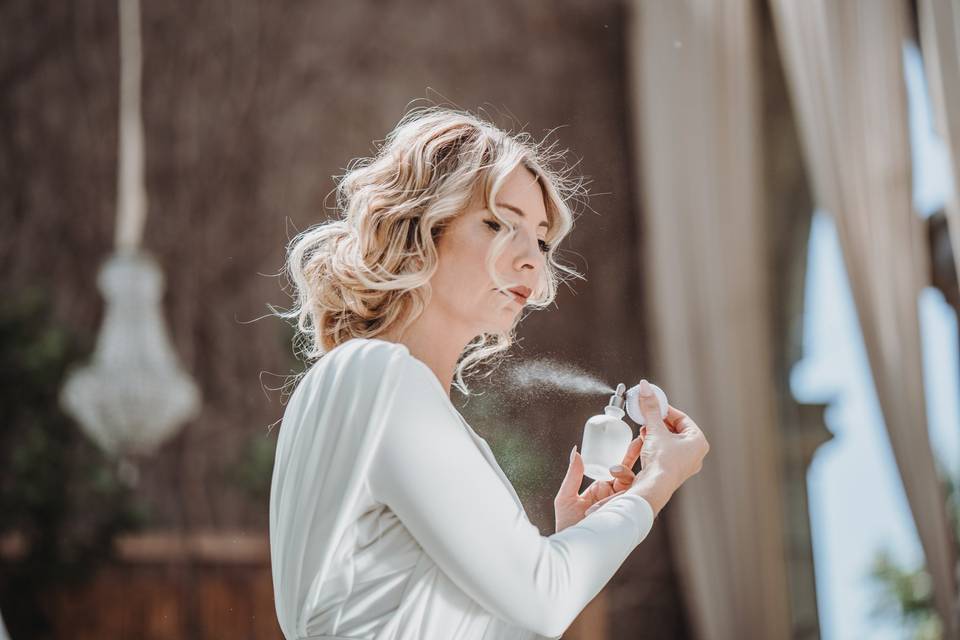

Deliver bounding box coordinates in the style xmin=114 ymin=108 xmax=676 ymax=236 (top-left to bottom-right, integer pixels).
xmin=497 ymin=310 xmax=523 ymax=330
xmin=477 ymin=313 xmax=514 ymax=336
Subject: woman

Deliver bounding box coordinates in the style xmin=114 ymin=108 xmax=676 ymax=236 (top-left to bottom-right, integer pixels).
xmin=269 ymin=107 xmax=710 ymax=640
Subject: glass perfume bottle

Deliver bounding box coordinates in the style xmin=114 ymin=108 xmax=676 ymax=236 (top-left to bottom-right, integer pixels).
xmin=580 ymin=383 xmax=633 ymax=481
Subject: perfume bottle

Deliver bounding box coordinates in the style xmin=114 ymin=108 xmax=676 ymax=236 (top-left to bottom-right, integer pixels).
xmin=580 ymin=383 xmax=634 ymax=481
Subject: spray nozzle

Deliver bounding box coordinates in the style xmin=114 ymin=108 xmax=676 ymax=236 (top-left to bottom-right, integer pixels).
xmin=607 ymin=382 xmax=626 ymax=410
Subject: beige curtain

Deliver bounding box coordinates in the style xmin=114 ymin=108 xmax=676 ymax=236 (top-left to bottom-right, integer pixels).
xmin=768 ymin=1 xmax=960 ymax=636
xmin=919 ymin=0 xmax=960 ymax=286
xmin=624 ymin=1 xmax=792 ymax=638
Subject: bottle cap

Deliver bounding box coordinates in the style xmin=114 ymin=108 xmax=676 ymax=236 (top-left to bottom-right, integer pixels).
xmin=625 ymin=382 xmax=669 ymax=425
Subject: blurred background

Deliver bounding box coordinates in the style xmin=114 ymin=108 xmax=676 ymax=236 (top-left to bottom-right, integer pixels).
xmin=1 ymin=0 xmax=959 ymax=638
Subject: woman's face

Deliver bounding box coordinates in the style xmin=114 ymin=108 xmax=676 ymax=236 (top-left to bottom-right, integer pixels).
xmin=430 ymin=165 xmax=551 ymax=336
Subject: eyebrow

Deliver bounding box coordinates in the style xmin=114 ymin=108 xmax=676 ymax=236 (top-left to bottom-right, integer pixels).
xmin=494 ymin=202 xmax=550 ymax=229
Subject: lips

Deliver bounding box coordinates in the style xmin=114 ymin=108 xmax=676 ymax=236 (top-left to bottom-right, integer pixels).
xmin=508 ymin=286 xmax=532 ymax=301
xmin=495 ymin=285 xmax=531 ymax=306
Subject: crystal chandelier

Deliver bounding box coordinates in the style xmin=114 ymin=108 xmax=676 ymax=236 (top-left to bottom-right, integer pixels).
xmin=59 ymin=0 xmax=200 ymax=486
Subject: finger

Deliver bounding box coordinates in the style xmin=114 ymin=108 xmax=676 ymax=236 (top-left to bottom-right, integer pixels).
xmin=596 ymin=482 xmax=615 ymax=500
xmin=621 ymin=434 xmax=644 ymax=469
xmin=664 ymin=404 xmax=686 ymax=433
xmin=579 ymin=478 xmax=600 ymax=501
xmin=610 ymin=466 xmax=636 ymax=492
xmin=556 ymin=446 xmax=584 ymax=499
xmin=579 ymin=478 xmax=614 ymax=501
xmin=608 ymin=464 xmax=633 ymax=480
xmin=665 ymin=404 xmax=688 ymax=422
xmin=585 ymin=478 xmax=614 ymax=501
xmin=638 ymin=379 xmax=669 ymax=433
xmin=585 ymin=490 xmax=622 ymax=515
xmin=665 ymin=404 xmax=700 ymax=436
xmin=590 ymin=480 xmax=613 ymax=502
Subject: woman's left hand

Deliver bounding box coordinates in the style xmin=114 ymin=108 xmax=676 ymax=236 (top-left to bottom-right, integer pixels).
xmin=553 ymin=432 xmax=645 ymax=533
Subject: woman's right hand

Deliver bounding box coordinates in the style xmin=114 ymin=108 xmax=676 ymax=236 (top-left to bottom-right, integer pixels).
xmin=586 ymin=379 xmax=709 ymax=517
xmin=639 ymin=379 xmax=709 ymax=481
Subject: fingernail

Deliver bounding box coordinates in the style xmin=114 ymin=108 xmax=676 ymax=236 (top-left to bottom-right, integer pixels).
xmin=570 ymin=445 xmax=577 ymax=463
xmin=640 ymin=379 xmax=653 ymax=397
xmin=610 ymin=465 xmax=625 ymax=474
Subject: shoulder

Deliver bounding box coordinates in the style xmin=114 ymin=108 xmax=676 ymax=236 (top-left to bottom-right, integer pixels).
xmin=298 ymin=337 xmax=445 ymax=412
xmin=285 ymin=338 xmax=410 ymax=405
xmin=322 ymin=337 xmax=411 ymax=369
xmin=282 ymin=339 xmax=422 ymax=438
xmin=305 ymin=337 xmax=413 ymax=382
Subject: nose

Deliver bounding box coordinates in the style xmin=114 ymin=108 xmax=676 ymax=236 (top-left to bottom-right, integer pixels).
xmin=512 ymin=231 xmax=542 ymax=273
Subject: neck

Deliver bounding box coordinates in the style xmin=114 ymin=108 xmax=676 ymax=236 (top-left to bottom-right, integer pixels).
xmin=382 ymin=308 xmax=477 ymax=397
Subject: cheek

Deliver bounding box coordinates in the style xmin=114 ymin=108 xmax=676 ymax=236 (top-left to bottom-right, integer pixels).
xmin=432 ymin=220 xmax=522 ymax=317
xmin=456 ymin=230 xmax=495 ymax=278
xmin=434 ymin=240 xmax=493 ymax=303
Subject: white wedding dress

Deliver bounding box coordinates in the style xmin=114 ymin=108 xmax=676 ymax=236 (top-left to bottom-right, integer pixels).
xmin=269 ymin=338 xmax=656 ymax=640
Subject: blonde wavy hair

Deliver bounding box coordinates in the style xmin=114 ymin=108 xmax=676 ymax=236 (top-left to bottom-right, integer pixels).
xmin=274 ymin=105 xmax=587 ymax=395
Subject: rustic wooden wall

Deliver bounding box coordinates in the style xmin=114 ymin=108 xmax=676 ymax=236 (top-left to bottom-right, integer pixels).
xmin=48 ymin=562 xmax=281 ymax=639
xmin=1 ymin=1 xmax=691 ymax=637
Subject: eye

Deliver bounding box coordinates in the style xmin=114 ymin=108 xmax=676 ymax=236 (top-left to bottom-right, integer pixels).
xmin=483 ymin=219 xmax=502 ymax=233
xmin=486 ymin=218 xmax=551 ymax=253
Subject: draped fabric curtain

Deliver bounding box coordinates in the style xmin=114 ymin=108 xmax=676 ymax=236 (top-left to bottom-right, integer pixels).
xmin=768 ymin=1 xmax=960 ymax=636
xmin=624 ymin=1 xmax=792 ymax=638
xmin=919 ymin=0 xmax=960 ymax=286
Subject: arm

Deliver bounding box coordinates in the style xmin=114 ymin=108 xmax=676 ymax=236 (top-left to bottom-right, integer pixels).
xmin=367 ymin=356 xmax=656 ymax=638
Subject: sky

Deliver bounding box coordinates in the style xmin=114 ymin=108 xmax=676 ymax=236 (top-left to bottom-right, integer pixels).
xmin=791 ymin=41 xmax=959 ymax=639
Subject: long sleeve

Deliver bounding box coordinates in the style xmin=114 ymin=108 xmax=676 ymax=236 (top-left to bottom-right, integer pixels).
xmin=366 ymin=354 xmax=655 ymax=639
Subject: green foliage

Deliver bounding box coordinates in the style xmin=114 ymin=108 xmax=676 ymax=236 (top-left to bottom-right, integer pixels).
xmin=483 ymin=422 xmax=553 ymax=500
xmin=0 ymin=285 xmax=150 ymax=638
xmin=222 ymin=321 xmax=295 ymax=505
xmin=224 ymin=432 xmax=278 ymax=503
xmin=868 ymin=473 xmax=959 ymax=640
xmin=456 ymin=386 xmax=553 ymax=510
